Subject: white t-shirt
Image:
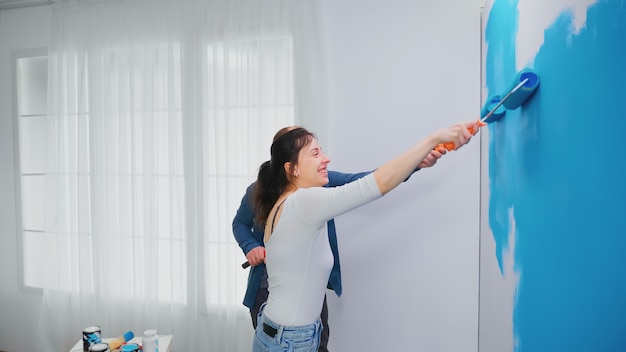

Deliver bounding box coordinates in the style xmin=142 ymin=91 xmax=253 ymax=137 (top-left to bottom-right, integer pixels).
xmin=263 ymin=174 xmax=382 ymax=326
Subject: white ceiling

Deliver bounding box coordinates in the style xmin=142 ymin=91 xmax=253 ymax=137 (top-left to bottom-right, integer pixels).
xmin=0 ymin=0 xmax=51 ymax=11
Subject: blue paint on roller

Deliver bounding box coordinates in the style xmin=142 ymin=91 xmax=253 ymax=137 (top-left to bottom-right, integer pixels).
xmin=480 ymin=95 xmax=506 ymax=123
xmin=480 ymin=71 xmax=538 ymax=125
xmin=501 ymin=69 xmax=540 ymax=110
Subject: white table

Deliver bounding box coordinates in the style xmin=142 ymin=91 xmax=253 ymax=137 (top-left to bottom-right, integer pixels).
xmin=69 ymin=334 xmax=173 ymax=352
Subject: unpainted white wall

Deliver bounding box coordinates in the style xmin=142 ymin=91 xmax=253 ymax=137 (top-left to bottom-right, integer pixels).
xmin=320 ymin=0 xmax=482 ymax=351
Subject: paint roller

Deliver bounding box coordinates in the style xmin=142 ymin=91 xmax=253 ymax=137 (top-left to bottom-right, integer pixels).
xmin=437 ymin=68 xmax=540 ymax=151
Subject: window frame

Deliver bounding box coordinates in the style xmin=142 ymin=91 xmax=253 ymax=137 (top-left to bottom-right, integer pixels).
xmin=12 ymin=46 xmax=49 ymax=295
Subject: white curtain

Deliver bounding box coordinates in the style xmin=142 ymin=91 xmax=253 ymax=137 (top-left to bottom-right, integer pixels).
xmin=37 ymin=0 xmax=327 ymax=351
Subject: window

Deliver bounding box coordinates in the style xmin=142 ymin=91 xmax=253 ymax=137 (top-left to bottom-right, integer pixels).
xmin=14 ymin=36 xmax=295 ymax=307
xmin=14 ymin=49 xmax=48 ymax=291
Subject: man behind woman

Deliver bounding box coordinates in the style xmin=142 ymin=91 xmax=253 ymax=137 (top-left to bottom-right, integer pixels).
xmin=233 ymin=127 xmax=445 ymax=352
xmin=251 ymin=122 xmax=476 ymax=351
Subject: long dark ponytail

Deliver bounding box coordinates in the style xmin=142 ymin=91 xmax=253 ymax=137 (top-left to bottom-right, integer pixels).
xmin=253 ymin=127 xmax=315 ymax=226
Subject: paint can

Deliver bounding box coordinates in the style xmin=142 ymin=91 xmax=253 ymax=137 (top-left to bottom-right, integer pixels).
xmin=120 ymin=343 xmax=141 ymax=352
xmin=83 ymin=326 xmax=102 ymax=351
xmin=88 ymin=343 xmax=110 ymax=352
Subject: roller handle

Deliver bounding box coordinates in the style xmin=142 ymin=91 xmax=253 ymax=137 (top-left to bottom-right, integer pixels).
xmin=436 ymin=119 xmax=485 ymax=151
xmin=436 ymin=75 xmax=532 ymax=151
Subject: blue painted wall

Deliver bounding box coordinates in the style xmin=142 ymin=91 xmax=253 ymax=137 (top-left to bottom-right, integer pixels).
xmin=484 ymin=0 xmax=626 ymax=351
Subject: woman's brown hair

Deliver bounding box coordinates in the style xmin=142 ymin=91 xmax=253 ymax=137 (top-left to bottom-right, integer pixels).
xmin=252 ymin=127 xmax=316 ymax=226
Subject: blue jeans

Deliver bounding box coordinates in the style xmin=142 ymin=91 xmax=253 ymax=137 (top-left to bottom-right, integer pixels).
xmin=252 ymin=305 xmax=322 ymax=352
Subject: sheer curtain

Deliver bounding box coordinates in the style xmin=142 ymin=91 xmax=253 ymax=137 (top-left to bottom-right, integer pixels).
xmin=37 ymin=0 xmax=327 ymax=351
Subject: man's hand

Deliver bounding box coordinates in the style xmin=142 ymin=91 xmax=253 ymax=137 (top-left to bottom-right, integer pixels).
xmin=418 ymin=148 xmax=446 ymax=168
xmin=246 ymin=246 xmax=266 ymax=266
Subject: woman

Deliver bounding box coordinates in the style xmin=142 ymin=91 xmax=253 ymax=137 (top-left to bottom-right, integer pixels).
xmin=251 ymin=122 xmax=476 ymax=352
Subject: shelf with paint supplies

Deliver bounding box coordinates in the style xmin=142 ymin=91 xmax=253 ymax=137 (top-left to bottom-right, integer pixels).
xmin=69 ymin=326 xmax=174 ymax=352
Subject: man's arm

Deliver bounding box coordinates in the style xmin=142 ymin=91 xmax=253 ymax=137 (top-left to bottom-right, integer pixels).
xmin=326 ymin=150 xmax=445 ymax=187
xmin=326 ymin=170 xmax=372 ymax=187
xmin=232 ymin=183 xmax=264 ymax=260
xmin=327 ymin=149 xmax=445 ymax=187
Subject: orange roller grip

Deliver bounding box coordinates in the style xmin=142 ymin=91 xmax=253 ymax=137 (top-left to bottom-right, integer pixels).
xmin=436 ymin=119 xmax=485 ymax=151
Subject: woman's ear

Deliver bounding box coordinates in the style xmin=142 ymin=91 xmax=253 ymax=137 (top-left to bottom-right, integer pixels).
xmin=284 ymin=162 xmax=299 ymax=178
xmin=284 ymin=162 xmax=292 ymax=176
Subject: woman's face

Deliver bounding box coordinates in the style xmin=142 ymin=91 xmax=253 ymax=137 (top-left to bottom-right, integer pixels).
xmin=292 ymin=138 xmax=330 ymax=188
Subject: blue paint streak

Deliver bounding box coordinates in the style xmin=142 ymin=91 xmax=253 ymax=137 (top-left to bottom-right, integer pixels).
xmin=485 ymin=1 xmax=626 ymax=351
xmin=484 ymin=0 xmax=520 ymax=274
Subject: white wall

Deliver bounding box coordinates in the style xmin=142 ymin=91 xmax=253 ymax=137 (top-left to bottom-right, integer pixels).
xmin=0 ymin=5 xmax=51 ymax=352
xmin=0 ymin=1 xmax=482 ymax=351
xmin=320 ymin=0 xmax=482 ymax=351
